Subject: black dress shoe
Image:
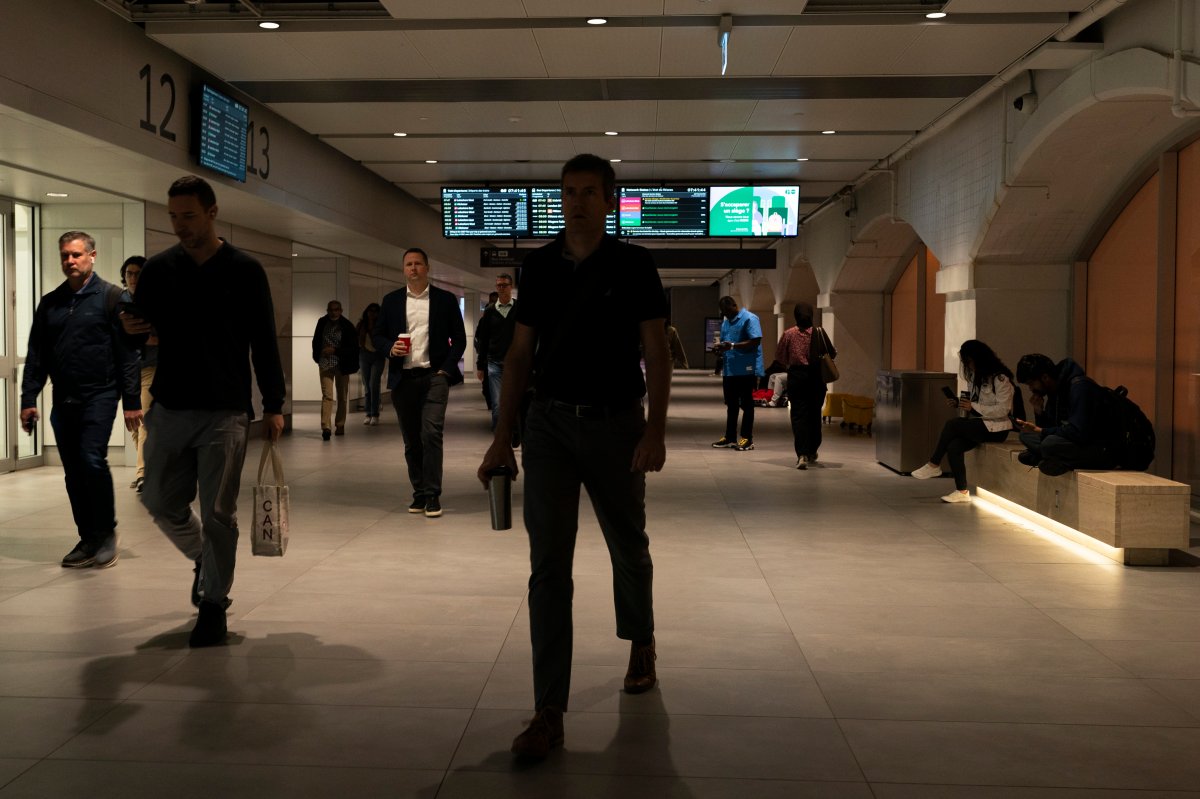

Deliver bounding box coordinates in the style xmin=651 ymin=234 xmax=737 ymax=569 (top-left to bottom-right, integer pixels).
xmin=189 ymin=600 xmax=228 ymax=648
xmin=61 ymin=542 xmax=97 ymax=569
xmin=322 ymin=429 xmax=332 ymax=441
xmin=1017 ymin=450 xmax=1041 ymax=466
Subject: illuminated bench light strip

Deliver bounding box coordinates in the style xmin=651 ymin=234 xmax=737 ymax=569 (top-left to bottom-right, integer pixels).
xmin=973 ymin=488 xmax=1120 ymax=565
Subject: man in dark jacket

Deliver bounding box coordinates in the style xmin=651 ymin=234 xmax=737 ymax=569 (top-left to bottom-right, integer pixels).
xmin=311 ymin=300 xmax=358 ymax=440
xmin=1015 ymin=354 xmax=1114 ymax=475
xmin=474 ymin=273 xmax=517 ymax=431
xmin=21 ymin=231 xmax=142 ymax=569
xmin=121 ymin=176 xmax=286 ymax=648
xmin=373 ymin=247 xmax=467 ymax=519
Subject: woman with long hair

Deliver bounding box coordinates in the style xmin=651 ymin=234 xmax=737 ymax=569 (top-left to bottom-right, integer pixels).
xmin=356 ymin=303 xmax=384 ymax=425
xmin=911 ymin=339 xmax=1017 ymax=502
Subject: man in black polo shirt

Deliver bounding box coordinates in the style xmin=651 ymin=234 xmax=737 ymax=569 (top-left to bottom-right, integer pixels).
xmin=478 ymin=154 xmax=672 ymax=759
xmin=121 ymin=176 xmax=285 ymax=648
xmin=474 ymin=272 xmax=517 ymax=431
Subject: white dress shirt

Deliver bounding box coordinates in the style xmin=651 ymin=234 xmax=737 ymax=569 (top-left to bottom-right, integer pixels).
xmin=405 ymin=285 xmax=432 ymax=369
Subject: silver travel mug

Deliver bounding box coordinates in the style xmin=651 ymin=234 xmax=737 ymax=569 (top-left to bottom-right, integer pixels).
xmin=487 ymin=466 xmax=512 ymax=531
xmin=958 ymin=390 xmax=971 ymax=418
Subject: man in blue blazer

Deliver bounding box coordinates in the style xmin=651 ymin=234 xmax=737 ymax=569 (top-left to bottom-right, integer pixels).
xmin=373 ymin=248 xmax=467 ymax=518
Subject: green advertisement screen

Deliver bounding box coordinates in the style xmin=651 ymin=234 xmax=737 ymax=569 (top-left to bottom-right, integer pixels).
xmin=708 ymin=186 xmax=799 ymax=237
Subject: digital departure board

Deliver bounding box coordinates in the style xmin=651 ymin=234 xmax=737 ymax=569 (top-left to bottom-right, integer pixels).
xmin=530 ymin=186 xmax=617 ymax=237
xmin=617 ymin=187 xmax=708 ymax=237
xmin=709 ymin=185 xmax=800 ymax=237
xmin=197 ymin=85 xmax=249 ymax=183
xmin=442 ymin=188 xmax=530 ymax=239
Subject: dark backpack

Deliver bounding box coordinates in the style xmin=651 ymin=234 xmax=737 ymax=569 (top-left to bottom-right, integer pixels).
xmin=1077 ymin=377 xmax=1156 ymax=470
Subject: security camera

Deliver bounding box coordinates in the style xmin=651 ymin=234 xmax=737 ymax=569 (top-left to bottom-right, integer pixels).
xmin=1013 ymin=93 xmax=1037 ymax=114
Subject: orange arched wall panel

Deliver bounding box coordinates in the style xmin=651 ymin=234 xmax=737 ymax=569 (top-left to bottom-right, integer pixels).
xmin=924 ymin=248 xmax=945 ymax=371
xmin=1086 ymin=174 xmax=1158 ymax=421
xmin=1175 ymin=143 xmax=1200 ymax=498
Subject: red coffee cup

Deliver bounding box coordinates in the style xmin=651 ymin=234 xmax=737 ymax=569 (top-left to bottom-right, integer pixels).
xmin=395 ymin=334 xmax=412 ymax=355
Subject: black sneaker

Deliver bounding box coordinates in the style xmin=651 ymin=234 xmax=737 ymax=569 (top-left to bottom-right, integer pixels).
xmin=135 ymin=477 xmax=145 ymax=494
xmin=1017 ymin=450 xmax=1041 ymax=466
xmin=711 ymin=437 xmax=735 ymax=448
xmin=189 ymin=600 xmax=228 ymax=648
xmin=322 ymin=428 xmax=332 ymax=441
xmin=424 ymin=497 xmax=443 ymax=518
xmin=61 ymin=542 xmax=97 ymax=569
xmin=408 ymin=497 xmax=426 ymax=514
xmin=93 ymin=535 xmax=119 ymax=569
xmin=734 ymin=438 xmax=754 ymax=451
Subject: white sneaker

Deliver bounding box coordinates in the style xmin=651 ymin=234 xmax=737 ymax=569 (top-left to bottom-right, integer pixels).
xmin=940 ymin=490 xmax=971 ymax=503
xmin=766 ymin=400 xmax=777 ymax=407
xmin=912 ymin=462 xmax=942 ymax=480
xmin=796 ymin=455 xmax=808 ymax=470
xmin=369 ymin=417 xmax=379 ymax=426
xmin=363 ymin=416 xmax=372 ymax=425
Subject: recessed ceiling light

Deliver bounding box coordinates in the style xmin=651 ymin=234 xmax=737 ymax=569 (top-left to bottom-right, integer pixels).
xmin=291 ymin=253 xmax=299 ymax=257
xmin=821 ymin=130 xmax=836 ymax=135
xmin=796 ymin=157 xmax=809 ymax=162
xmin=259 ymin=21 xmax=280 ymax=29
xmin=610 ymin=158 xmax=622 ymax=163
xmin=587 ymin=18 xmax=607 ymax=25
xmin=46 ymin=192 xmax=69 ymax=198
xmin=425 ymin=160 xmax=438 ymax=164
xmin=926 ymin=11 xmax=947 ymax=19
xmin=393 ymin=132 xmax=407 ymax=137
xmin=604 ymin=131 xmax=619 ymax=136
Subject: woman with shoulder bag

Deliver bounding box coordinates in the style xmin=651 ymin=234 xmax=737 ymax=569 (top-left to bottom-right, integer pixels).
xmin=775 ymin=303 xmax=837 ymax=470
xmin=911 ymin=339 xmax=1017 ymax=503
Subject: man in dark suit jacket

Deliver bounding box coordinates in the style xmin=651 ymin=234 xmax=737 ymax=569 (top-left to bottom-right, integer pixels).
xmin=373 ymin=248 xmax=466 ymax=518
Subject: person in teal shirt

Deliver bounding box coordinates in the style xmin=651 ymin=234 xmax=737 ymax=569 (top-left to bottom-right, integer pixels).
xmin=712 ymin=296 xmax=763 ymax=450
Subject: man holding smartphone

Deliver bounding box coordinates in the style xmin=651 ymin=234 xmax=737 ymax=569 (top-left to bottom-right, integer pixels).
xmin=21 ymin=231 xmax=142 ymax=569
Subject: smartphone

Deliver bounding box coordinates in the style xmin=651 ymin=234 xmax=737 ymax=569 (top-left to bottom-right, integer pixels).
xmin=940 ymin=386 xmax=956 ymax=400
xmin=117 ymin=301 xmax=142 ymax=318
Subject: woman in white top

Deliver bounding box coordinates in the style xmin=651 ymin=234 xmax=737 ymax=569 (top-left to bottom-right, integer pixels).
xmin=912 ymin=340 xmax=1018 ymax=503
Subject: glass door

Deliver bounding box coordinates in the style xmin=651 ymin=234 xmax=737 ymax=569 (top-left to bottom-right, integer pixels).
xmin=0 ymin=199 xmax=42 ymax=473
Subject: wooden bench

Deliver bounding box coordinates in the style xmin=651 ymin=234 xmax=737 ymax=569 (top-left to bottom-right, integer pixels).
xmin=965 ymin=441 xmax=1191 ymax=566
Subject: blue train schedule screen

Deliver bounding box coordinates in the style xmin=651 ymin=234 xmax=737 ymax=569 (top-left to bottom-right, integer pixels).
xmin=443 ymin=188 xmax=530 ymax=238
xmin=198 ymin=85 xmax=249 ymax=183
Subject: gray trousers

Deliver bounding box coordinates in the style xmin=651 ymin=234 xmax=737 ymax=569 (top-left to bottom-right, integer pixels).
xmin=393 ymin=372 xmax=449 ymax=500
xmin=140 ymin=406 xmax=250 ymax=605
xmin=522 ymin=399 xmax=655 ymax=712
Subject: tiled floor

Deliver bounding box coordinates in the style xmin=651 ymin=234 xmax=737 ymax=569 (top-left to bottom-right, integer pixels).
xmin=2 ymin=371 xmax=1199 ymax=798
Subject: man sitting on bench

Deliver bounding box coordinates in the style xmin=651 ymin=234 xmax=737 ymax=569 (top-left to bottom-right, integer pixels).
xmin=1014 ymin=354 xmax=1115 ymax=476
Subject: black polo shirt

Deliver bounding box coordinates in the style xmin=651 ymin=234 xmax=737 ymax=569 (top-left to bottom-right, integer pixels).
xmin=515 ymin=233 xmax=666 ymax=406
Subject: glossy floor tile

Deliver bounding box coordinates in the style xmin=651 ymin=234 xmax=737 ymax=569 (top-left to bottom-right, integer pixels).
xmin=0 ymin=371 xmax=1197 ymax=796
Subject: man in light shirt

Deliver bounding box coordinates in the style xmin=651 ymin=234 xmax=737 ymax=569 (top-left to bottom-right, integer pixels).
xmin=373 ymin=248 xmax=467 ymax=518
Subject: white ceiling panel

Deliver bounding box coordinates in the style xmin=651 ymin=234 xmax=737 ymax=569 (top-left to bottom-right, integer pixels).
xmin=652 ymin=136 xmax=741 ymax=160
xmin=406 ymin=30 xmax=549 ymax=78
xmin=945 ymin=0 xmax=1092 ymax=11
xmin=729 ymin=136 xmax=823 ymax=160
xmin=147 ymin=32 xmax=325 ymax=81
xmin=533 ymin=29 xmax=664 ymax=77
xmin=782 ymin=134 xmax=913 ymax=160
xmin=379 ymin=0 xmax=529 ymax=19
xmin=745 ymin=98 xmax=959 ymax=133
xmin=281 ymin=32 xmax=436 ymax=80
xmin=902 ymin=24 xmax=1064 ymax=75
xmin=773 ymin=26 xmax=924 ymax=77
xmin=380 ymin=162 xmax=559 ymax=182
xmin=664 ymin=0 xmax=811 ymax=12
xmin=336 ymin=136 xmax=580 ymax=162
xmin=656 ymin=100 xmax=757 ymax=131
xmin=659 ymin=26 xmax=793 ymax=78
xmin=793 ymin=161 xmax=876 ymax=181
xmin=270 ymin=102 xmax=570 ymax=136
xmin=570 ymin=135 xmax=659 ymax=159
xmin=558 ymin=101 xmax=660 ymax=133
xmin=521 ymin=0 xmax=667 ymax=16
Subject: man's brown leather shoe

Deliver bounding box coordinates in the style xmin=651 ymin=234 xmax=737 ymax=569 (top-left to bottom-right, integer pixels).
xmin=511 ymin=706 xmax=564 ymax=759
xmin=623 ymin=636 xmax=657 ymax=694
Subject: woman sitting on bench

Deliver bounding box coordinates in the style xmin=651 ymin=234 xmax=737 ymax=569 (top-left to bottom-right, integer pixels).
xmin=911 ymin=339 xmax=1017 ymax=503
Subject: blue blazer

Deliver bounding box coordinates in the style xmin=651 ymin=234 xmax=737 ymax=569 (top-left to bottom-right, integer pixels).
xmin=372 ymin=284 xmax=466 ymax=390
